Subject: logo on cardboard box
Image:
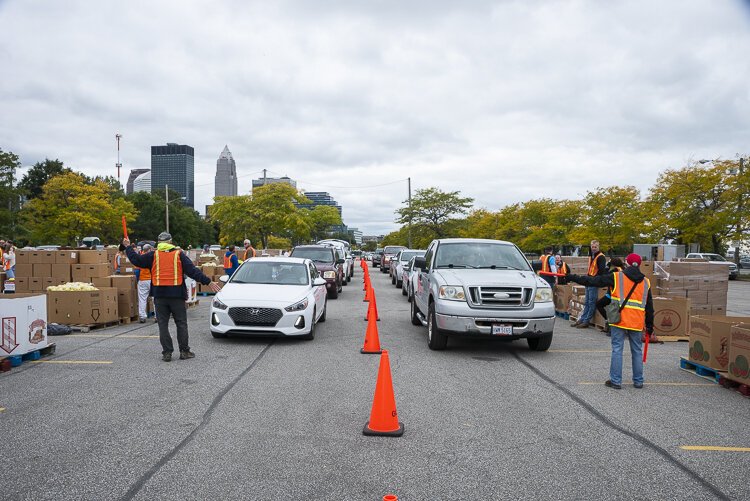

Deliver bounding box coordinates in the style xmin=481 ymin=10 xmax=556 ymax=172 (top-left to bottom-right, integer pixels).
xmin=729 ymin=355 xmax=749 ymax=380
xmin=1 ymin=317 xmax=18 ymax=354
xmin=655 ymin=309 xmax=681 ymax=333
xmin=29 ymin=318 xmax=46 ymax=344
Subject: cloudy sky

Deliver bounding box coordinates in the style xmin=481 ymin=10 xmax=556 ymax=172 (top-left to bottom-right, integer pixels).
xmin=2 ymin=0 xmax=749 ymax=236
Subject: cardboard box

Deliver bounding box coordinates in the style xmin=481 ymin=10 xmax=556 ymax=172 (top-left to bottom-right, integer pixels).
xmin=33 ymin=263 xmax=52 ymax=278
xmin=111 ymin=275 xmax=136 ymax=291
xmin=689 ymin=316 xmax=750 ymax=371
xmin=38 ymin=251 xmax=56 ymax=264
xmin=15 ymin=277 xmax=29 ymax=293
xmin=0 ymin=293 xmax=48 ymax=356
xmin=72 ymin=264 xmax=111 ymax=282
xmin=29 ymin=277 xmax=45 ymax=292
xmin=727 ymin=324 xmax=750 ymax=382
xmin=54 ymin=250 xmax=79 ymax=264
xmin=91 ymin=277 xmax=111 ymax=288
xmin=15 ymin=250 xmax=32 ymax=264
xmin=711 ymin=306 xmax=725 ymax=316
xmin=554 ymin=284 xmax=572 ymax=313
xmin=653 ymin=297 xmax=691 ymax=337
xmin=46 ymin=288 xmax=118 ymax=325
xmin=117 ymin=288 xmax=137 ymax=319
xmin=14 ymin=264 xmax=33 ymax=278
xmin=51 ymin=264 xmax=72 ymax=282
xmin=78 ymin=250 xmax=109 ymax=264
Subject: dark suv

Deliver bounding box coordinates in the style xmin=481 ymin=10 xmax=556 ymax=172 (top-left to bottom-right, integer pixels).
xmin=290 ymin=245 xmax=344 ymax=298
xmin=372 ymin=249 xmax=383 ymax=267
xmin=381 ymin=245 xmax=407 ymax=273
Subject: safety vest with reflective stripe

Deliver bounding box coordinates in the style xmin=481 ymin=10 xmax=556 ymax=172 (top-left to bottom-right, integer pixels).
xmin=588 ymin=252 xmax=604 ymax=276
xmin=2 ymin=255 xmax=9 ymax=271
xmin=539 ymin=254 xmax=551 ymax=275
xmin=610 ymin=271 xmax=650 ymax=332
xmin=243 ymin=247 xmax=256 ymax=260
xmin=138 ymin=252 xmax=151 ymax=281
xmin=113 ymin=254 xmax=122 ymax=273
xmin=151 ymin=250 xmax=183 ymax=286
xmin=224 ymin=254 xmax=233 ymax=269
xmin=558 ymin=262 xmax=569 ymax=275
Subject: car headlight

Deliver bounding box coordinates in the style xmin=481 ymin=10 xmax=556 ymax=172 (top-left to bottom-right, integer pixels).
xmin=212 ymin=297 xmax=228 ymax=310
xmin=534 ymin=287 xmax=553 ymax=303
xmin=285 ymin=298 xmax=309 ymax=312
xmin=438 ymin=285 xmax=466 ymax=301
xmin=322 ymin=271 xmax=336 ymax=279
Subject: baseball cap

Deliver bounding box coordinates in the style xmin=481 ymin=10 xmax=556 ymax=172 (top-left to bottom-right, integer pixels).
xmin=625 ymin=253 xmax=642 ymax=267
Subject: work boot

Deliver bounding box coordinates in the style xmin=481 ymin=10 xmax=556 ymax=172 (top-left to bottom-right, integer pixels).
xmin=571 ymin=320 xmax=581 ymax=327
xmin=576 ymin=322 xmax=590 ymax=329
xmin=162 ymin=352 xmax=172 ymax=362
xmin=634 ymin=382 xmax=644 ymax=389
xmin=603 ymin=323 xmax=610 ymax=333
xmin=139 ymin=318 xmax=146 ymax=324
xmin=179 ymin=350 xmax=195 ymax=360
xmin=605 ymin=380 xmax=622 ymax=390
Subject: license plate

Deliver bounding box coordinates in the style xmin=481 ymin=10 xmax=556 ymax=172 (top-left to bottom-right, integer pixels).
xmin=491 ymin=324 xmax=513 ymax=336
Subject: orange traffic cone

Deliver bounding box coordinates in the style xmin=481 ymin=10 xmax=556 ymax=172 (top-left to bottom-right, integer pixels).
xmin=360 ymin=309 xmax=382 ymax=354
xmin=363 ymin=280 xmax=372 ymax=302
xmin=363 ymin=350 xmax=404 ymax=437
xmin=365 ymin=289 xmax=380 ymax=321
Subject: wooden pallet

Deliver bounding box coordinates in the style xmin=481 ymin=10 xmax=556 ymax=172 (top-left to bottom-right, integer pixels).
xmin=658 ymin=336 xmax=689 ymax=342
xmin=718 ymin=374 xmax=750 ymax=398
xmin=197 ymin=292 xmax=215 ymax=297
xmin=555 ymin=311 xmax=570 ymax=320
xmin=679 ymin=356 xmax=724 ymax=383
xmin=69 ymin=320 xmax=121 ymax=333
xmin=0 ymin=344 xmax=56 ymax=371
xmin=119 ymin=315 xmax=139 ymax=325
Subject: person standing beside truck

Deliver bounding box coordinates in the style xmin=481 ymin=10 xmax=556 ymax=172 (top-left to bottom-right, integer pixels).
xmin=124 ymin=232 xmax=221 ymax=362
xmin=538 ymin=246 xmax=557 ymax=287
xmin=554 ymin=255 xmax=569 ymax=285
xmin=573 ymin=240 xmax=607 ymax=328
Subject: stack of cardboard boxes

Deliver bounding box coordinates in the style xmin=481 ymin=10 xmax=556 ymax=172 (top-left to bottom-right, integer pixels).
xmin=199 ymin=263 xmax=225 ymax=293
xmin=687 ymin=316 xmax=750 ymax=387
xmin=92 ymin=275 xmax=138 ymax=320
xmin=653 ymin=261 xmax=728 ymax=316
xmin=15 ymin=250 xmax=82 ymax=292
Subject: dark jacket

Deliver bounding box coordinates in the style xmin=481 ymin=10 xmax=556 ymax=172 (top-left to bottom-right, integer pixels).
xmin=569 ymin=265 xmax=654 ymax=333
xmin=224 ymin=251 xmax=239 ymax=277
xmin=126 ymin=246 xmax=212 ymax=299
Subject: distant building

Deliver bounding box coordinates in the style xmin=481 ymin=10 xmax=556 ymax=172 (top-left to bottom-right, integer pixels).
xmin=126 ymin=168 xmax=149 ymax=194
xmin=363 ymin=235 xmax=385 ymax=244
xmin=214 ymin=145 xmax=238 ymax=197
xmin=296 ymin=191 xmax=342 ymax=217
xmin=252 ymin=175 xmax=297 ymax=191
xmin=132 ymin=171 xmax=151 ymax=193
xmin=347 ymin=227 xmax=363 ymax=245
xmin=151 ymin=143 xmax=194 ymax=208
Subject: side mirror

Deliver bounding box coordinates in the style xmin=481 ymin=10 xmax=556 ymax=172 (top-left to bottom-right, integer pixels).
xmin=313 ymin=277 xmax=327 ymax=287
xmin=337 ymin=258 xmax=345 ymax=265
xmin=219 ymin=275 xmax=229 ymax=283
xmin=413 ymin=256 xmax=427 ymax=270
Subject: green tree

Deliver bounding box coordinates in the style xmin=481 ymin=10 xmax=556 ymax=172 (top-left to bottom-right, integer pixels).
xmin=0 ymin=148 xmax=22 ymax=237
xmin=303 ymin=205 xmax=342 ymax=242
xmin=18 ymin=158 xmax=71 ymax=199
xmin=126 ymin=190 xmax=215 ymax=248
xmin=362 ymin=241 xmax=377 ymax=252
xmin=210 ymin=195 xmax=256 ymax=245
xmin=21 ymin=172 xmax=137 ymax=245
xmin=568 ymin=186 xmax=646 ymax=252
xmin=246 ymin=183 xmax=311 ymax=248
xmin=396 ymin=187 xmax=474 ymax=240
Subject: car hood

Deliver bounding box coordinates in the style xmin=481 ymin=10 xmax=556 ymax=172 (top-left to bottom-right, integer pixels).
xmin=433 ymin=269 xmax=547 ymax=288
xmin=218 ymin=283 xmax=308 ymax=304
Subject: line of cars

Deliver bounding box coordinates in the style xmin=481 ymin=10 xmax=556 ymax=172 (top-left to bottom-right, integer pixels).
xmin=209 ymin=239 xmax=355 ymax=340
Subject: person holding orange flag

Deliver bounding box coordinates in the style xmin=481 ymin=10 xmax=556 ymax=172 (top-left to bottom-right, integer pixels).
xmin=567 ymin=253 xmax=654 ymax=390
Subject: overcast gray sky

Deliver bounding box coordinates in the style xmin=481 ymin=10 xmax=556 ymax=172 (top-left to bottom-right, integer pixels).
xmin=2 ymin=0 xmax=749 ymax=236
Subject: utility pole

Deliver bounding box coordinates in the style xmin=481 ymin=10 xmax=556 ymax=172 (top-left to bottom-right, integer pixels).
xmin=165 ymin=184 xmax=169 ymax=233
xmin=407 ymin=177 xmax=412 ymax=248
xmin=115 ymin=134 xmax=122 ymax=188
xmin=735 ymin=157 xmax=744 ymax=266
xmin=263 ymin=168 xmax=267 ymax=185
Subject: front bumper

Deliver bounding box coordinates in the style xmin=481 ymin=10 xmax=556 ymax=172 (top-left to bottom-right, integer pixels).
xmin=434 ymin=300 xmax=555 ymax=337
xmin=209 ymin=307 xmax=313 ymax=336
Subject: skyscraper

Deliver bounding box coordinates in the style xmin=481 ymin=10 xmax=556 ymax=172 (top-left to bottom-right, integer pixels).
xmin=150 ymin=143 xmax=194 ymax=208
xmin=251 ymin=175 xmax=297 ymax=191
xmin=126 ymin=168 xmax=149 ymax=194
xmin=214 ymin=145 xmax=238 ymax=197
xmin=133 ymin=171 xmax=151 ymax=193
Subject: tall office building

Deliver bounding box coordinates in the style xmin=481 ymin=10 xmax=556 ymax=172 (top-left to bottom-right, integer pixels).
xmin=214 ymin=145 xmax=238 ymax=197
xmin=296 ymin=191 xmax=342 ymax=216
xmin=126 ymin=168 xmax=150 ymax=194
xmin=150 ymin=143 xmax=194 ymax=208
xmin=133 ymin=171 xmax=151 ymax=193
xmin=252 ymin=175 xmax=297 ymax=191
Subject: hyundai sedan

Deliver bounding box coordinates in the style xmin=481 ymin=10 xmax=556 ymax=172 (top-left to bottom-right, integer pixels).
xmin=210 ymin=257 xmax=327 ymax=339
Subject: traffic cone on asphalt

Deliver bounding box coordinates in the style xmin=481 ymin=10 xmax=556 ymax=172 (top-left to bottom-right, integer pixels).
xmin=363 ymin=280 xmax=372 ymax=302
xmin=363 ymin=350 xmax=404 ymax=437
xmin=365 ymin=289 xmax=380 ymax=321
xmin=360 ymin=309 xmax=383 ymax=354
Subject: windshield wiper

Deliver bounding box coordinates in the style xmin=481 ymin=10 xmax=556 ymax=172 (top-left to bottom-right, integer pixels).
xmin=476 ymin=265 xmax=510 ymax=269
xmin=437 ymin=264 xmax=476 ymax=269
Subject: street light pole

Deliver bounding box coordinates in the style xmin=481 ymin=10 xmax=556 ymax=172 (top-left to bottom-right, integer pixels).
xmin=166 ymin=184 xmax=169 ymax=233
xmin=407 ymin=177 xmax=412 ymax=248
xmin=735 ymin=157 xmax=744 ymax=266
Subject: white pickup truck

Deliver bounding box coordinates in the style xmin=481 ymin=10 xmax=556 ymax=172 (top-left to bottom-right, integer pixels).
xmin=410 ymin=238 xmax=556 ymax=351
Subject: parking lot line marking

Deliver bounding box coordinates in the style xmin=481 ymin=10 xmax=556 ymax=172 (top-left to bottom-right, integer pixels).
xmin=550 ymin=350 xmax=610 ymax=353
xmin=0 ymin=407 xmax=5 ymax=412
xmin=70 ymin=334 xmax=158 ymax=339
xmin=31 ymin=360 xmax=113 ymax=365
xmin=681 ymin=446 xmax=750 ymax=452
xmin=578 ymin=382 xmax=714 ymax=386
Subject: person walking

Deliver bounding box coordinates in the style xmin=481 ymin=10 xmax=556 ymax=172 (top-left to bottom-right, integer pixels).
xmin=124 ymin=232 xmax=220 ymax=362
xmin=573 ymin=240 xmax=607 ymax=328
xmin=567 ymin=253 xmax=654 ymax=389
xmin=242 ymin=239 xmax=256 ymax=261
xmin=136 ymin=243 xmax=153 ymax=323
xmin=224 ymin=245 xmax=240 ymax=277
xmin=538 ymin=246 xmax=557 ymax=287
xmin=596 ymin=257 xmax=624 ymax=334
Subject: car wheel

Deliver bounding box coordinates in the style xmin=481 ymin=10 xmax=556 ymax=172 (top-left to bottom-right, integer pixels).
xmin=427 ymin=302 xmax=448 ymax=350
xmin=401 ymin=283 xmax=407 ymax=296
xmin=211 ymin=331 xmax=227 ymax=339
xmin=410 ymin=297 xmax=422 ymax=325
xmin=396 ymin=279 xmax=403 ymax=289
xmin=328 ymin=286 xmax=339 ymax=299
xmin=391 ymin=274 xmax=396 ymax=285
xmin=301 ymin=309 xmax=316 ymax=340
xmin=527 ymin=333 xmax=553 ymax=351
xmin=319 ymin=299 xmax=327 ymax=322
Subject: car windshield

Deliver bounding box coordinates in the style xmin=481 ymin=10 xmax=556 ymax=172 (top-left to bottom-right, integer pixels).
xmin=703 ymin=254 xmax=725 ymax=261
xmin=291 ymin=248 xmax=333 ymax=263
xmin=230 ymin=262 xmax=309 ymax=285
xmin=434 ymin=242 xmax=531 ymax=270
xmin=384 ymin=246 xmax=406 ymax=254
xmin=399 ymin=250 xmax=425 ymax=263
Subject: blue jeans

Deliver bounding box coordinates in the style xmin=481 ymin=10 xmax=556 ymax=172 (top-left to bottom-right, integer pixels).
xmin=610 ymin=325 xmax=643 ymax=386
xmin=580 ymin=286 xmax=598 ymax=322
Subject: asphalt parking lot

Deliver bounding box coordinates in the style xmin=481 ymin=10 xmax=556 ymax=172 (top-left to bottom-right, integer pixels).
xmin=1 ymin=267 xmax=749 ymax=501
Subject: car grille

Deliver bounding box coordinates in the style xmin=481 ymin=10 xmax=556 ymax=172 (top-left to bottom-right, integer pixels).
xmin=468 ymin=287 xmax=532 ymax=308
xmin=228 ymin=307 xmax=283 ymax=327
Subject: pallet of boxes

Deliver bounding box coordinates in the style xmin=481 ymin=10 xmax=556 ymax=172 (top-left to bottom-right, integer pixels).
xmin=197 ymin=252 xmax=225 ymax=295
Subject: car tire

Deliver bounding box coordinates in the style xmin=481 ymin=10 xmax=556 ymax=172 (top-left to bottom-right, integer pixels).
xmin=391 ymin=274 xmax=396 ymax=285
xmin=410 ymin=297 xmax=422 ymax=326
xmin=396 ymin=279 xmax=403 ymax=289
xmin=527 ymin=333 xmax=553 ymax=351
xmin=319 ymin=300 xmax=327 ymax=322
xmin=328 ymin=286 xmax=339 ymax=299
xmin=402 ymin=284 xmax=407 ymax=296
xmin=301 ymin=309 xmax=316 ymax=340
xmin=211 ymin=331 xmax=227 ymax=339
xmin=427 ymin=302 xmax=448 ymax=350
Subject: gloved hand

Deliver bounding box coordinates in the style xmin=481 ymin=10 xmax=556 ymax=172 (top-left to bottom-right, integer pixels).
xmin=567 ymin=274 xmax=579 ymax=283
